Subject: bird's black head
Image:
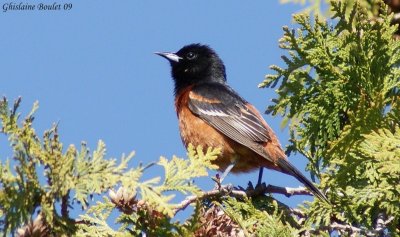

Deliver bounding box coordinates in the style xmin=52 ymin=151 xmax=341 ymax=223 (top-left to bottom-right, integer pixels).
xmin=156 ymin=44 xmax=226 ymax=95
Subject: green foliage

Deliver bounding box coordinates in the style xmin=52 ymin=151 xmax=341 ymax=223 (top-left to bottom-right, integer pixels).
xmin=280 ymin=0 xmax=330 ymax=16
xmin=157 ymin=144 xmax=219 ymax=195
xmin=77 ymin=145 xmax=220 ymax=236
xmin=319 ymin=127 xmax=400 ymax=231
xmin=222 ymin=197 xmax=298 ymax=237
xmin=261 ymin=0 xmax=400 ymax=235
xmin=0 ymin=98 xmax=134 ymax=236
xmin=0 ymin=97 xmax=222 ymax=236
xmin=262 ymin=0 xmax=400 ymax=172
xmin=75 ymin=197 xmax=128 ymax=237
xmin=280 ymin=0 xmax=382 ymax=18
xmin=140 ymin=144 xmax=219 ymax=218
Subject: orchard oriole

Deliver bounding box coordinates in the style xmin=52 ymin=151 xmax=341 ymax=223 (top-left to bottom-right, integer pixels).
xmin=156 ymin=44 xmax=328 ymax=202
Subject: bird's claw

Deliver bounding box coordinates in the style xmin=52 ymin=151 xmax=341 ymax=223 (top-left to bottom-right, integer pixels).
xmin=247 ymin=181 xmax=255 ymax=191
xmin=255 ymin=181 xmax=266 ymax=190
xmin=246 ymin=181 xmax=267 ymax=194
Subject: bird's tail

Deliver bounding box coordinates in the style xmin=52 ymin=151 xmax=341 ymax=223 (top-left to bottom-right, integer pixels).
xmin=277 ymin=158 xmax=330 ymax=203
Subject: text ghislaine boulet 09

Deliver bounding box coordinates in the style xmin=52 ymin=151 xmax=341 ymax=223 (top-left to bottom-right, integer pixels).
xmin=2 ymin=2 xmax=73 ymax=12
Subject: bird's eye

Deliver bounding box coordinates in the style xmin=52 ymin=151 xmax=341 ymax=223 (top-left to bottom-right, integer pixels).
xmin=186 ymin=52 xmax=196 ymax=60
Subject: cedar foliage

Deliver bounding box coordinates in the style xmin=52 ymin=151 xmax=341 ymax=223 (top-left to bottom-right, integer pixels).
xmin=1 ymin=1 xmax=399 ymax=236
xmin=261 ymin=0 xmax=400 ymax=235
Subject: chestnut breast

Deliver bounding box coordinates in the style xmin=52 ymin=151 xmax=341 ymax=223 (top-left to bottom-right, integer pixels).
xmin=174 ymin=88 xmax=264 ymax=173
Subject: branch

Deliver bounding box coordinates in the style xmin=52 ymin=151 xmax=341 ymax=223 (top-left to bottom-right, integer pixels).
xmin=263 ymin=184 xmax=312 ymax=197
xmin=173 ymin=187 xmax=241 ymax=215
xmin=61 ymin=191 xmax=69 ymax=218
xmin=308 ymin=216 xmax=396 ymax=236
xmin=329 ymin=222 xmax=364 ymax=234
xmin=289 ymin=207 xmax=306 ymax=218
xmin=173 ymin=183 xmax=312 ymax=215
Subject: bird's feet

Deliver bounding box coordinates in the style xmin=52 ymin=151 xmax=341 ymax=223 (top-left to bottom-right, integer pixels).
xmin=212 ymin=173 xmax=234 ymax=193
xmin=236 ymin=181 xmax=267 ymax=197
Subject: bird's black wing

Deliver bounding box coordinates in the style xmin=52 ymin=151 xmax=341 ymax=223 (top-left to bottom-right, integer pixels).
xmin=188 ymin=83 xmax=271 ymax=148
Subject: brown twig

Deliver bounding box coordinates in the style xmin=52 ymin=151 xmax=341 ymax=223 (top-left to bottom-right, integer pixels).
xmin=61 ymin=191 xmax=70 ymax=218
xmin=173 ymin=183 xmax=312 ymax=215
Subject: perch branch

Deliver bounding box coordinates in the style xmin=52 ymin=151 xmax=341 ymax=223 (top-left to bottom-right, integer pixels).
xmin=174 ymin=183 xmax=312 ymax=215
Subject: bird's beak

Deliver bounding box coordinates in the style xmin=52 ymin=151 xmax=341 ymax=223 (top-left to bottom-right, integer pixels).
xmin=154 ymin=52 xmax=182 ymax=63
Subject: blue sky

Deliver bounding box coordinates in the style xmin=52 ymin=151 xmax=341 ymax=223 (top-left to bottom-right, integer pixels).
xmin=0 ymin=0 xmax=313 ymax=223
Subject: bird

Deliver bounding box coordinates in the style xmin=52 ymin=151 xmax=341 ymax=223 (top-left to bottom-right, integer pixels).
xmin=156 ymin=43 xmax=328 ymax=202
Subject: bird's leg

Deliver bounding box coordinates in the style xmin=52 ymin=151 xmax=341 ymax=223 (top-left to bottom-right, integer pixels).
xmin=257 ymin=167 xmax=264 ymax=188
xmin=213 ymin=161 xmax=236 ymax=190
xmin=245 ymin=168 xmax=263 ymax=191
xmin=219 ymin=161 xmax=236 ymax=183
